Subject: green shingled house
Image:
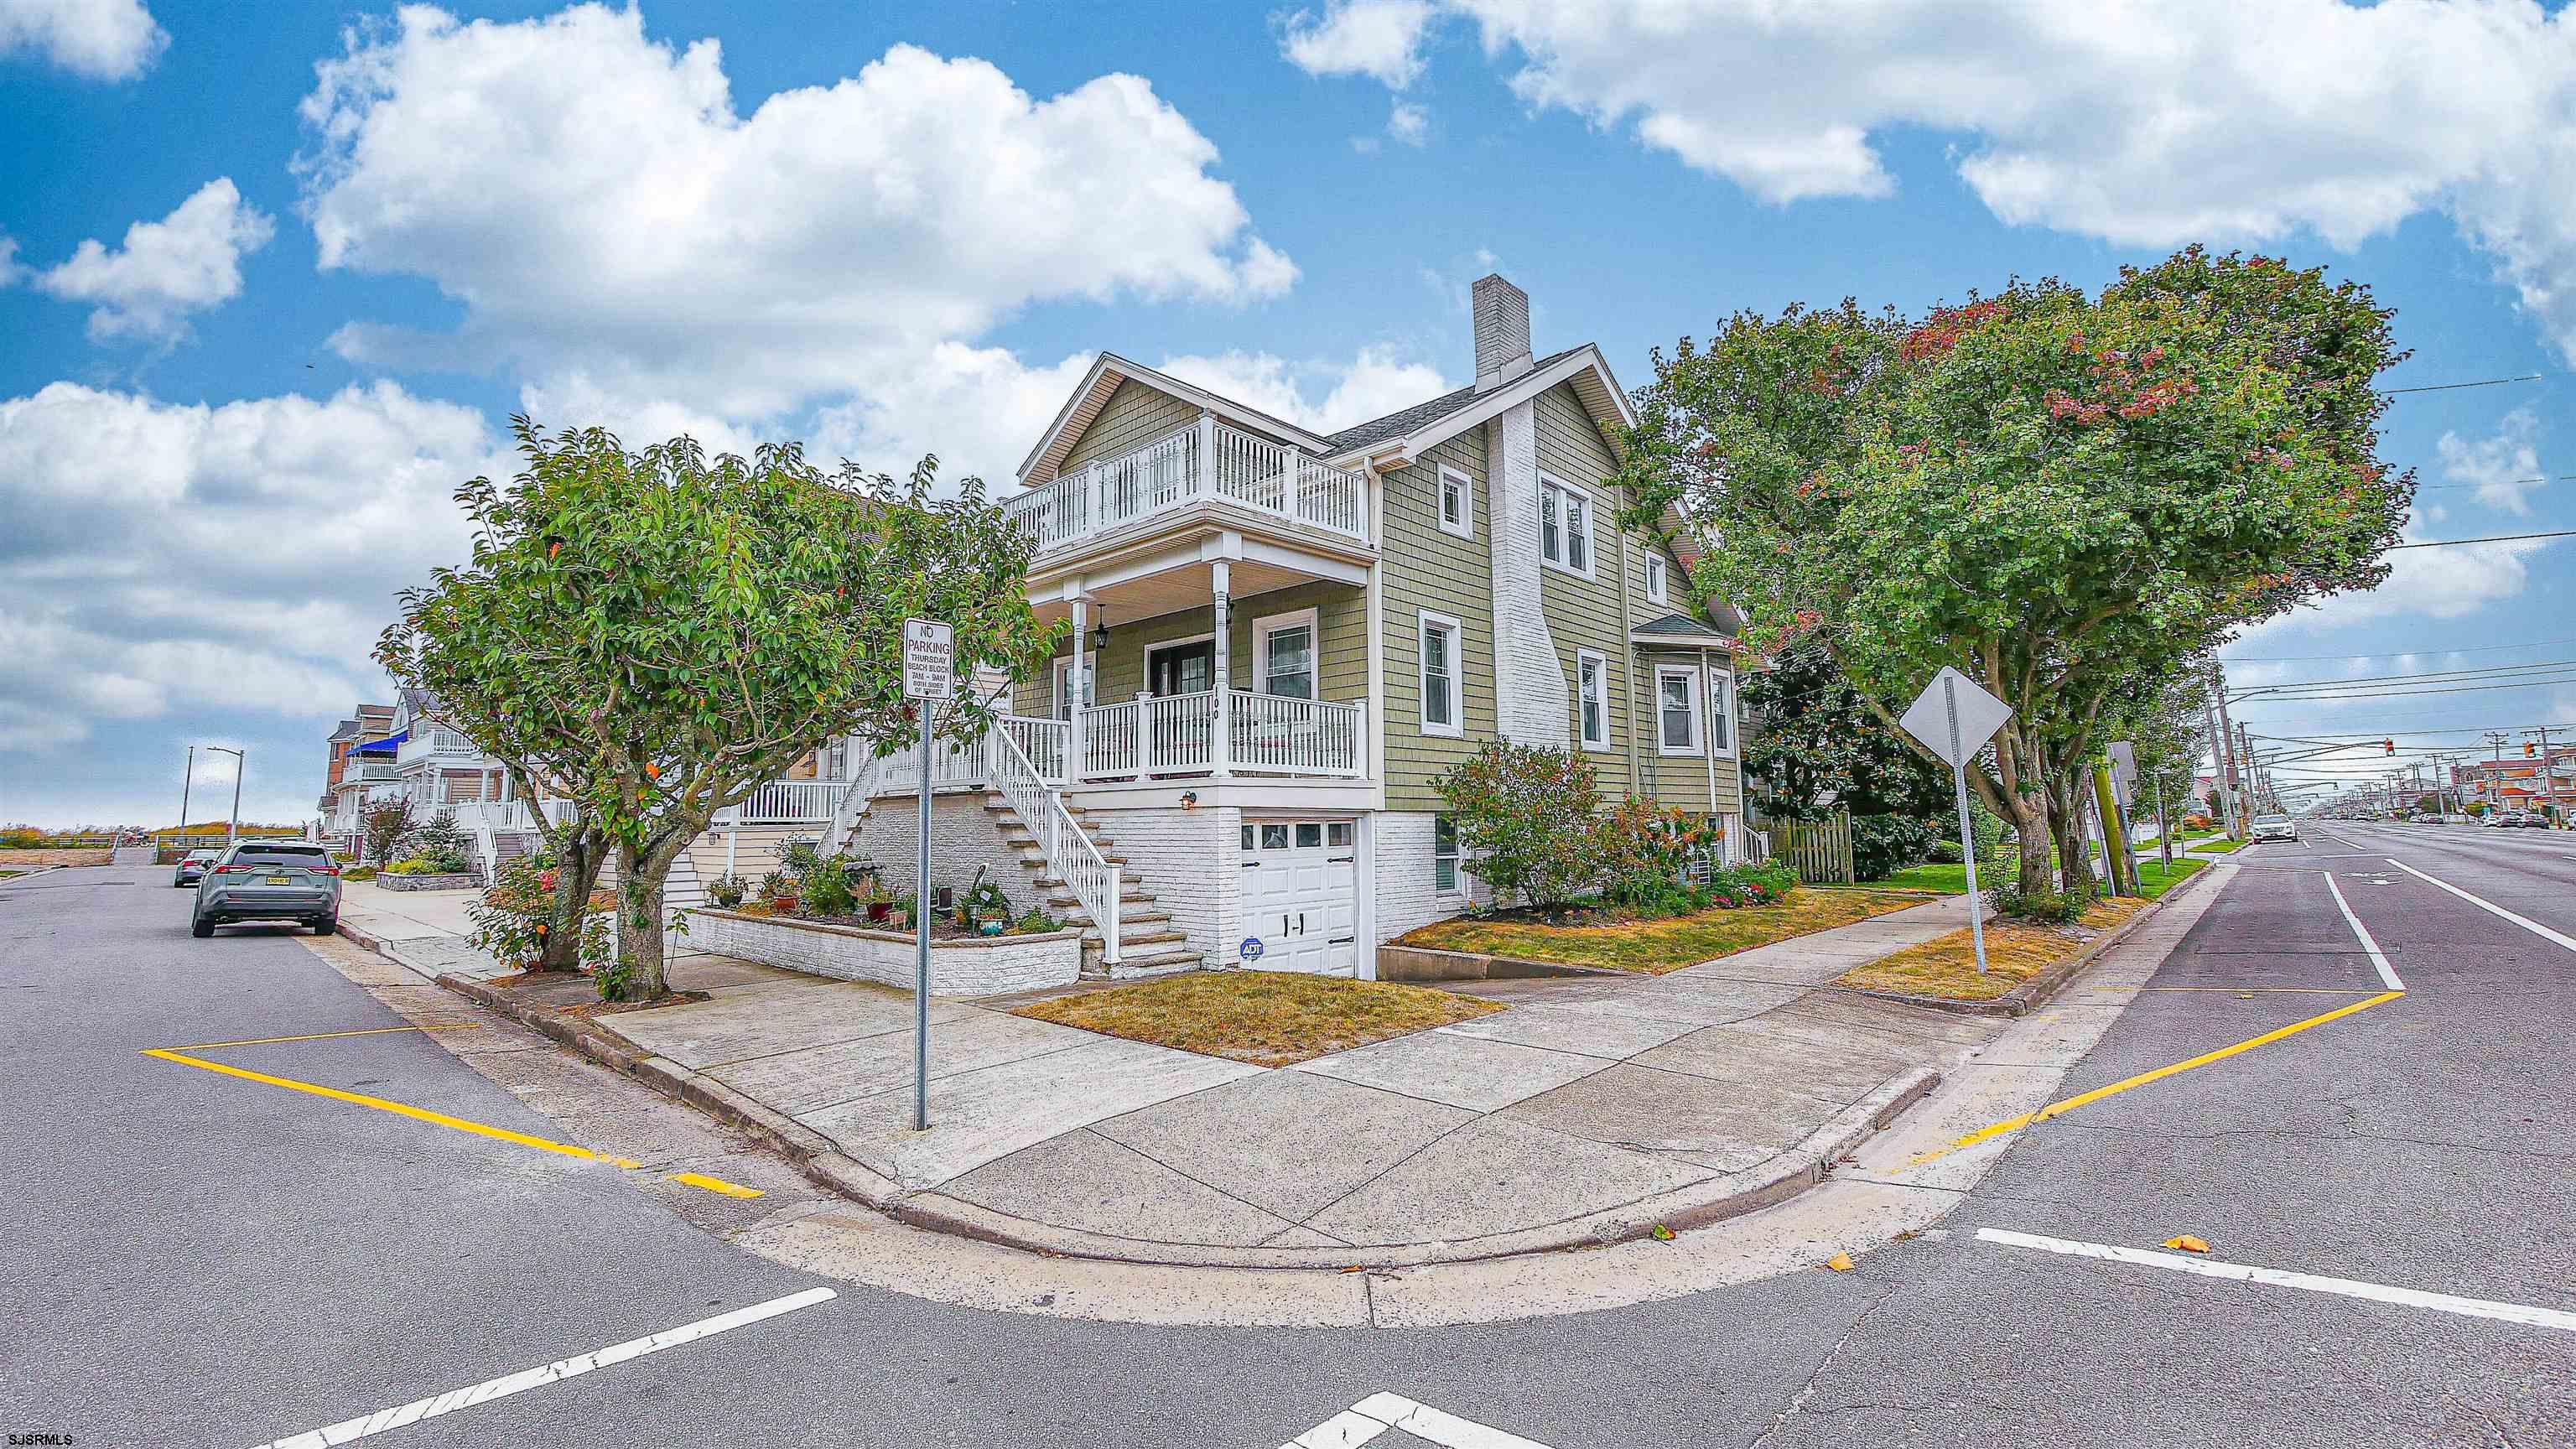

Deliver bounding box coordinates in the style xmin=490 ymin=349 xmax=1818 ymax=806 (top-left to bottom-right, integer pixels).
xmin=831 ymin=276 xmax=1752 ymax=980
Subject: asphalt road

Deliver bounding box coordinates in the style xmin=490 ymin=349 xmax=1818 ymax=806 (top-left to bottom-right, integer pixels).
xmin=3 ymin=841 xmax=2568 ymax=1448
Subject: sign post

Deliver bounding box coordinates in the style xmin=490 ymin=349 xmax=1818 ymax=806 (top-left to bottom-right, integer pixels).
xmin=901 ymin=618 xmax=953 ymax=1132
xmin=1900 ymin=667 xmax=2012 ymax=978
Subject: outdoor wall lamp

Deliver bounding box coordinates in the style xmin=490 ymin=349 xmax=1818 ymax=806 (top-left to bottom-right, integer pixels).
xmin=1180 ymin=791 xmax=1199 ymax=809
xmin=1089 ymin=619 xmax=1110 ymax=652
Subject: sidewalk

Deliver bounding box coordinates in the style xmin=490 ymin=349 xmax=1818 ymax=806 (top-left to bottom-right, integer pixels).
xmin=337 ymin=879 xmax=513 ymax=982
xmin=348 ymin=886 xmax=2031 ymax=1267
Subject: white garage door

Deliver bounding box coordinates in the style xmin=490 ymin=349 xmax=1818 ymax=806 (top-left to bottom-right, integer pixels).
xmin=1239 ymin=818 xmax=1358 ymax=975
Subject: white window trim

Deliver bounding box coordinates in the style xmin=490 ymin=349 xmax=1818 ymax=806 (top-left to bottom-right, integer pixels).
xmin=1418 ymin=610 xmax=1464 ymax=737
xmin=1142 ymin=631 xmax=1218 ymax=697
xmin=1433 ymin=813 xmax=1462 ymax=896
xmin=1656 ymin=662 xmax=1703 ymax=756
xmin=1050 ymin=657 xmax=1075 ymax=719
xmin=1645 ymin=552 xmax=1668 ymax=605
xmin=1708 ymin=664 xmax=1739 ymax=760
xmin=1251 ymin=609 xmax=1319 ymax=699
xmin=1436 ymin=464 xmax=1474 ymax=539
xmin=1538 ymin=471 xmax=1597 ymax=579
xmin=1575 ymin=648 xmax=1611 ymax=752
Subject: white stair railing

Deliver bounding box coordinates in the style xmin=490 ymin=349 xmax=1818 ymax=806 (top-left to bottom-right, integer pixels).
xmin=987 ymin=721 xmax=1120 ymax=966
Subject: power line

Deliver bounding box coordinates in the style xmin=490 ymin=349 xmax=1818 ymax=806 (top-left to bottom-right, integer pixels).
xmin=2381 ymin=373 xmax=2543 ymax=395
xmin=2410 ymin=474 xmax=2576 ymax=493
xmin=2238 ymin=657 xmax=2576 ymax=692
xmin=2254 ymin=674 xmax=2576 ymax=703
xmin=2386 ymin=529 xmax=2576 ymax=549
xmin=2227 ymin=636 xmax=2576 ymax=663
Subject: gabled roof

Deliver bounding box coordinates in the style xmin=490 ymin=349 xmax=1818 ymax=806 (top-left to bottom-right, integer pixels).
xmin=1632 ymin=609 xmax=1741 ymax=647
xmin=1320 ymin=345 xmax=1587 ymax=455
xmin=1321 ymin=343 xmax=1636 ymax=477
xmin=1017 ymin=352 xmax=1334 ymax=487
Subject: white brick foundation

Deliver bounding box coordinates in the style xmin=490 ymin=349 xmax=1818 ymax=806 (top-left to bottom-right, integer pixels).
xmin=686 ymin=909 xmax=1081 ymax=995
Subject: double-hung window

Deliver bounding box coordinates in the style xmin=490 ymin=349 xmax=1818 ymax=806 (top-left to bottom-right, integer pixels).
xmin=1576 ymin=650 xmax=1609 ymax=751
xmin=1539 ymin=474 xmax=1592 ymax=576
xmin=1657 ymin=664 xmax=1702 ymax=756
xmin=1434 ymin=814 xmax=1461 ymax=893
xmin=1708 ymin=668 xmax=1735 ymax=756
xmin=1254 ymin=610 xmax=1316 ymax=700
xmin=1419 ymin=612 xmax=1462 ymax=736
xmin=1646 ymin=553 xmax=1668 ymax=605
xmin=1437 ymin=465 xmax=1473 ymax=538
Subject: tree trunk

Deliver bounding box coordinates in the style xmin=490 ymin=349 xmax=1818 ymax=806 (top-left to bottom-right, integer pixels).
xmin=2053 ymin=767 xmax=2098 ymax=900
xmin=536 ymin=825 xmax=607 ymax=971
xmin=610 ymin=827 xmax=697 ymax=1001
xmin=1987 ymin=723 xmax=2056 ymax=899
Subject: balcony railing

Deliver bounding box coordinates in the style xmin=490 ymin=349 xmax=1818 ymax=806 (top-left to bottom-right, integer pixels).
xmin=730 ymin=778 xmax=850 ymax=824
xmin=1005 ymin=419 xmax=1368 ymax=554
xmin=1080 ymin=690 xmax=1363 ymax=779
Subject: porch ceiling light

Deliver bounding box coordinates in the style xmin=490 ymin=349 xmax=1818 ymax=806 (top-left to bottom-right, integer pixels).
xmin=1090 ymin=618 xmax=1110 ymax=652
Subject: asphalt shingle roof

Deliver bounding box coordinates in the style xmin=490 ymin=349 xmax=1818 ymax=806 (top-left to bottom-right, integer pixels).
xmin=1634 ymin=607 xmax=1743 ymax=641
xmin=1322 ymin=345 xmax=1587 ymax=454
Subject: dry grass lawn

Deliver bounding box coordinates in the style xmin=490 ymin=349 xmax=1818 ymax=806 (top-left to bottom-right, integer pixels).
xmin=1395 ymin=890 xmax=1925 ymax=975
xmin=1839 ymin=898 xmax=2144 ymax=1001
xmin=0 ymin=849 xmax=110 ymax=869
xmin=1014 ymin=970 xmax=1504 ymax=1067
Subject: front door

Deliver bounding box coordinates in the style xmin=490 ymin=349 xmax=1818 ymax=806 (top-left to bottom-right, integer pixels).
xmin=1148 ymin=640 xmax=1214 ymax=698
xmin=1239 ymin=819 xmax=1358 ymax=974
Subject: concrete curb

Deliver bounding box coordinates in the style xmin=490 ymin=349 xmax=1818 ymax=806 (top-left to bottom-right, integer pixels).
xmin=0 ymin=864 xmax=72 ymax=886
xmin=338 ymin=915 xmax=1961 ymax=1271
xmin=1842 ymin=860 xmax=2226 ymax=1018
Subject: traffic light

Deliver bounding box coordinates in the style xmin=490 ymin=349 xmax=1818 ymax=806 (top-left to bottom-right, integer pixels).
xmin=2526 ymin=741 xmax=2537 ymax=757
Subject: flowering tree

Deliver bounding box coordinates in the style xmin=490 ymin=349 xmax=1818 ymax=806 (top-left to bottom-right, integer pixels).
xmin=1623 ymin=248 xmax=2410 ymax=899
xmin=381 ymin=419 xmax=1060 ymax=1000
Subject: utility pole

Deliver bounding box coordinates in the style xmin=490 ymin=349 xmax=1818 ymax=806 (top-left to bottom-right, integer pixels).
xmin=2209 ymin=663 xmax=2244 ymax=838
xmin=2528 ymin=724 xmax=2564 ymax=825
xmin=203 ymin=745 xmax=245 ymax=848
xmin=177 ymin=745 xmax=196 ymax=842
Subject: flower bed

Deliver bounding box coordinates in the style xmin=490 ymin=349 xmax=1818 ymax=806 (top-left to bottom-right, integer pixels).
xmin=688 ymin=908 xmax=1082 ymax=996
xmin=375 ymin=871 xmax=482 ymax=892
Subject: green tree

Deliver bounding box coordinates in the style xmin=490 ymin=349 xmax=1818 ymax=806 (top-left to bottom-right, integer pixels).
xmin=1623 ymin=248 xmax=2409 ymax=900
xmin=380 ymin=419 xmax=1059 ymax=1000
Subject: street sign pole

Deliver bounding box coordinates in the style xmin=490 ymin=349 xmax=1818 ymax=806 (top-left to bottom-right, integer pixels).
xmin=915 ymin=697 xmax=932 ymax=1132
xmin=901 ymin=617 xmax=954 ymax=1135
xmin=1945 ymin=677 xmax=1990 ymax=978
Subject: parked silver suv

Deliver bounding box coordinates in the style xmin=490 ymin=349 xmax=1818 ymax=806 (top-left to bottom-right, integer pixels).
xmin=190 ymin=841 xmax=342 ymax=937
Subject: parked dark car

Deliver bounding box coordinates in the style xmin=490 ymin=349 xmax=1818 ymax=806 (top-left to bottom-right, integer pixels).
xmin=170 ymin=848 xmax=220 ymax=887
xmin=190 ymin=841 xmax=342 ymax=937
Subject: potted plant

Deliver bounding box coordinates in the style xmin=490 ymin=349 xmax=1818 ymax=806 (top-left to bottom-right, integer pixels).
xmin=709 ymin=872 xmax=748 ymax=909
xmin=760 ymin=869 xmax=797 ymax=916
xmin=863 ymin=884 xmax=892 ymax=925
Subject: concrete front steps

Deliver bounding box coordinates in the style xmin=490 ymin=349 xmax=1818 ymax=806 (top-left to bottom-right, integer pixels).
xmin=981 ymin=794 xmax=1202 ymax=979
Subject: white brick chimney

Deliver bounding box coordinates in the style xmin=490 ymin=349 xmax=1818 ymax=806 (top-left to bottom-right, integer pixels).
xmin=1472 ymin=273 xmax=1534 ymax=393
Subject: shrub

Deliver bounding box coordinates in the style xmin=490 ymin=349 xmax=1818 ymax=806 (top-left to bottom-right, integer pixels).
xmin=800 ymin=854 xmax=858 ymax=918
xmin=1435 ymin=741 xmax=1605 ymax=908
xmin=1010 ymin=907 xmax=1062 ymax=935
xmin=404 ymin=810 xmax=475 ymax=874
xmin=1852 ymin=813 xmax=1940 ymax=881
xmin=467 ymin=854 xmax=611 ymax=972
xmin=759 ymin=870 xmax=793 ymax=902
xmin=1926 ymin=839 xmax=1963 ymax=864
xmin=1990 ymin=879 xmax=2094 ymax=923
xmin=1595 ymin=799 xmax=1721 ymax=917
xmin=361 ymin=799 xmax=417 ymax=865
xmin=1703 ymin=859 xmax=1795 ymax=908
xmin=2181 ymin=813 xmax=2213 ymax=831
xmin=384 ymin=858 xmax=444 ymax=875
xmin=340 ymin=865 xmax=379 ymax=881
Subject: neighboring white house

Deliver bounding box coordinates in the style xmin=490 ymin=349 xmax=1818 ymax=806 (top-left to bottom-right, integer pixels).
xmin=826 ymin=274 xmax=1753 ymax=981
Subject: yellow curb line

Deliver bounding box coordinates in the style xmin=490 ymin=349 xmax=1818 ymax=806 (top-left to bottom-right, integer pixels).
xmin=1906 ymin=989 xmax=2406 ymax=1167
xmin=138 ymin=1047 xmax=760 ymax=1198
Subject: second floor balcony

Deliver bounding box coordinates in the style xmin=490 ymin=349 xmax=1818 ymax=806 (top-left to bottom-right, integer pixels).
xmin=1003 ymin=419 xmax=1370 ymax=560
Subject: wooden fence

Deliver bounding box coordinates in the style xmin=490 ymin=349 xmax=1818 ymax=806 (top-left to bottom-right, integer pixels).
xmin=1770 ymin=810 xmax=1856 ymax=885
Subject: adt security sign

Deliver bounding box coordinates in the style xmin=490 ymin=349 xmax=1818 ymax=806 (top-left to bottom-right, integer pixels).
xmin=902 ymin=618 xmax=953 ymax=701
xmin=1239 ymin=937 xmax=1265 ymax=963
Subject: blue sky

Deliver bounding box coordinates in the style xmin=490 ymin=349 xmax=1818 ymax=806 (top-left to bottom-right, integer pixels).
xmin=3 ymin=0 xmax=2572 ymax=825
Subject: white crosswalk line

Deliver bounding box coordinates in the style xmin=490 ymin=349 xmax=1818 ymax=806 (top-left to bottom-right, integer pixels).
xmin=1282 ymin=1394 xmax=1561 ymax=1449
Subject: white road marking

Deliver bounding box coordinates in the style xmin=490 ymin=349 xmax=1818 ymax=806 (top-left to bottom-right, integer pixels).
xmin=2321 ymin=872 xmax=2404 ymax=991
xmin=1976 ymin=1229 xmax=2576 ymax=1333
xmin=248 ymin=1286 xmax=837 ymax=1448
xmin=2383 ymin=859 xmax=2576 ymax=954
xmin=1283 ymin=1393 xmax=1558 ymax=1449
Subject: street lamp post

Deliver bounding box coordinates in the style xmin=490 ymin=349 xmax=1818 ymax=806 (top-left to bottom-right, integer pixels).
xmin=202 ymin=745 xmax=245 ymax=847
xmin=178 ymin=745 xmax=196 ymax=841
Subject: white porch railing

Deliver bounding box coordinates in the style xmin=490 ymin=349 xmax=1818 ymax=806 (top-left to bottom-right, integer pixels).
xmin=1004 ymin=419 xmax=1369 ymax=554
xmin=732 ymin=777 xmax=850 ymax=824
xmin=1078 ymin=690 xmax=1363 ymax=779
xmin=986 ymin=723 xmax=1119 ymax=965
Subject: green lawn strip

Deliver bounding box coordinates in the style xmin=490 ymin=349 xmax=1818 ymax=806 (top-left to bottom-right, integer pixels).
xmin=2188 ymin=836 xmax=2244 ymax=854
xmin=1395 ymin=889 xmax=1925 ymax=975
xmin=1871 ymin=864 xmax=1971 ymax=895
xmin=2132 ymin=857 xmax=2207 ymax=899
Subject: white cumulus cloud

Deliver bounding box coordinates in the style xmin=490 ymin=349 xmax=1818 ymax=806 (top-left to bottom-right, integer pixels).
xmin=294 ymin=4 xmax=1296 ymax=481
xmin=1278 ymin=0 xmax=1437 ymax=89
xmin=29 ymin=178 xmax=274 ymax=342
xmin=0 ymin=381 xmax=499 ymax=755
xmin=0 ymin=0 xmax=165 ymax=80
xmin=1159 ymin=346 xmax=1452 ymax=434
xmin=2435 ymin=408 xmax=2549 ymax=516
xmin=1325 ymin=0 xmax=2576 ymax=363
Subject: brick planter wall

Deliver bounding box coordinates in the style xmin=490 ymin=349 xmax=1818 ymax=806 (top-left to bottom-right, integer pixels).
xmin=686 ymin=908 xmax=1081 ymax=996
xmin=376 ymin=871 xmax=483 ymax=892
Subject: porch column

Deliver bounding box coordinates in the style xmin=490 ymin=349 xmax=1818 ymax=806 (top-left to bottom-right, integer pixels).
xmin=1196 ymin=411 xmax=1218 ymax=501
xmin=1211 ymin=559 xmax=1233 ymax=779
xmin=1069 ymin=590 xmax=1091 ymax=782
